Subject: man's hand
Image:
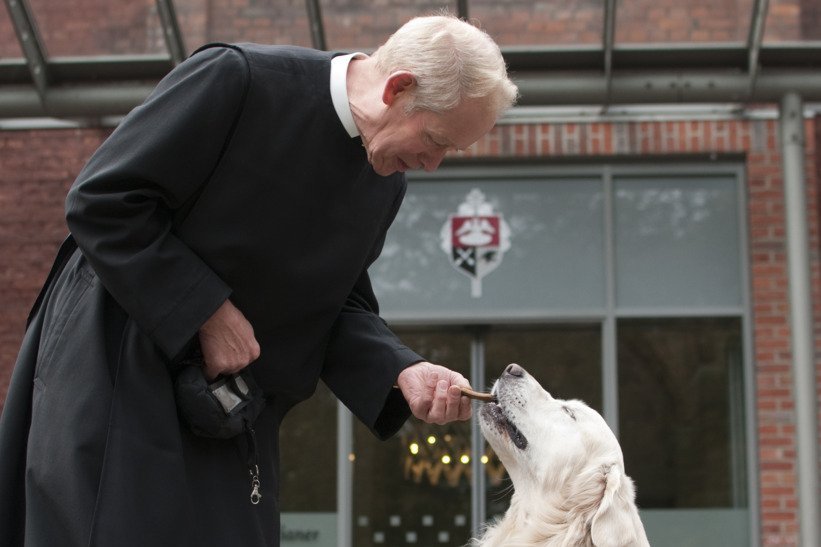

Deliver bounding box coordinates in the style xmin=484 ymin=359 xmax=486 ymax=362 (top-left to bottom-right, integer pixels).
xmin=397 ymin=362 xmax=472 ymax=424
xmin=198 ymin=299 xmax=260 ymax=380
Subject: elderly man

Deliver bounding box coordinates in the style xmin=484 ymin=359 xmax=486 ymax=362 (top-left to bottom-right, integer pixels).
xmin=0 ymin=13 xmax=517 ymax=547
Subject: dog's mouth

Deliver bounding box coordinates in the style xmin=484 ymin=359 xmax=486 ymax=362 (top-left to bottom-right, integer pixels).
xmin=484 ymin=401 xmax=528 ymax=450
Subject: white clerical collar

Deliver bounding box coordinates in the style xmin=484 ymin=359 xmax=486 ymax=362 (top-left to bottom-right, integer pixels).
xmin=330 ymin=52 xmax=366 ymax=138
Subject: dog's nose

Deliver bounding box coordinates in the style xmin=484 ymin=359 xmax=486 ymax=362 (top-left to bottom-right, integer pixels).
xmin=505 ymin=363 xmax=524 ymax=377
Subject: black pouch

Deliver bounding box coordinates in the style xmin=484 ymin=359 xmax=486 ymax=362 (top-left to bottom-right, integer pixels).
xmin=174 ymin=364 xmax=266 ymax=439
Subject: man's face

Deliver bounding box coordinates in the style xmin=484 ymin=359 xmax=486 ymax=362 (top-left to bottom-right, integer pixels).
xmin=363 ymin=95 xmax=497 ymax=176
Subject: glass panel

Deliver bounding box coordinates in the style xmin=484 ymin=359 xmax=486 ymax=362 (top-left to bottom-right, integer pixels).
xmin=614 ymin=175 xmax=741 ymax=310
xmin=28 ymin=0 xmax=167 ymax=56
xmin=175 ymin=0 xmax=313 ymax=52
xmin=352 ymin=329 xmax=472 ymax=547
xmin=321 ymin=0 xmax=454 ymax=51
xmin=617 ymin=317 xmax=749 ymax=547
xmin=470 ymin=0 xmax=603 ymax=46
xmin=372 ymin=177 xmax=605 ymax=320
xmin=483 ymin=324 xmax=602 ymax=523
xmin=0 ymin=6 xmax=22 ymax=58
xmin=615 ymin=0 xmax=754 ymax=44
xmin=280 ymin=381 xmax=337 ymax=511
xmin=764 ymin=0 xmax=821 ymax=42
xmin=642 ymin=509 xmax=750 ymax=546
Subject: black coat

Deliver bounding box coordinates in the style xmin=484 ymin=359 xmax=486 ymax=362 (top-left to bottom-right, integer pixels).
xmin=0 ymin=44 xmax=422 ymax=546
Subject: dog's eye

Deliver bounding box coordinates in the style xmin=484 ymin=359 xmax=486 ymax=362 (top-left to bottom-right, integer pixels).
xmin=562 ymin=406 xmax=577 ymax=421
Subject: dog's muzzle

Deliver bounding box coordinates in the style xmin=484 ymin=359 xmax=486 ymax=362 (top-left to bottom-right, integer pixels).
xmin=482 ymin=401 xmax=528 ymax=450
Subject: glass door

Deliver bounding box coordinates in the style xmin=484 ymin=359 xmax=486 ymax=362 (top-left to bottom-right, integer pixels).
xmin=351 ymin=329 xmax=473 ymax=546
xmin=482 ymin=325 xmax=602 ymax=520
xmin=347 ymin=324 xmax=603 ymax=545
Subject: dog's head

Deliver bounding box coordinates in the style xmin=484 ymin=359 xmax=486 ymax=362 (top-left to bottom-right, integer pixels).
xmin=478 ymin=363 xmax=649 ymax=547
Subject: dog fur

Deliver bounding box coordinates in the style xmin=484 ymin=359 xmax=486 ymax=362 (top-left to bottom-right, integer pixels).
xmin=475 ymin=363 xmax=650 ymax=547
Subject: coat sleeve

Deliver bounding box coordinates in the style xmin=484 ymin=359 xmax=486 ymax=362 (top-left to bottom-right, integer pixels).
xmin=65 ymin=45 xmax=249 ymax=361
xmin=321 ymin=183 xmax=424 ymax=440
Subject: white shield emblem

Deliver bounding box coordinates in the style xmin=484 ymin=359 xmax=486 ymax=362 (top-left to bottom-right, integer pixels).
xmin=440 ymin=188 xmax=511 ymax=298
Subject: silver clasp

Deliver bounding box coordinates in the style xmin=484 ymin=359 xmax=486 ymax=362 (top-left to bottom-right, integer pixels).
xmin=249 ymin=465 xmax=262 ymax=505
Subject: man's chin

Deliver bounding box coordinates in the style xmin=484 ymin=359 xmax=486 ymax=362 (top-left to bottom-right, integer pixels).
xmin=372 ymin=166 xmax=397 ymax=176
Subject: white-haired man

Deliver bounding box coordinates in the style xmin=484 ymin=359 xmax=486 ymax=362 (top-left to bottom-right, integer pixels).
xmin=0 ymin=13 xmax=517 ymax=547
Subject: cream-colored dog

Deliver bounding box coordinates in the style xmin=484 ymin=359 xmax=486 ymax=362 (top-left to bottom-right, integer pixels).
xmin=475 ymin=363 xmax=650 ymax=547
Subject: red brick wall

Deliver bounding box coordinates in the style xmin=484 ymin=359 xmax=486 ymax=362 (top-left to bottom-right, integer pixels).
xmin=803 ymin=0 xmax=821 ymax=40
xmin=0 ymin=6 xmax=18 ymax=57
xmin=3 ymin=0 xmax=819 ymax=57
xmin=0 ymin=129 xmax=110 ymax=403
xmin=25 ymin=0 xmax=166 ymax=55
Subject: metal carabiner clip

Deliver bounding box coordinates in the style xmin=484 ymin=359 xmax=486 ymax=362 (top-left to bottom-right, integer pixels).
xmin=249 ymin=465 xmax=262 ymax=505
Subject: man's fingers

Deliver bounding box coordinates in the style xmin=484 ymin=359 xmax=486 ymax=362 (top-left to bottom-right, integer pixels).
xmin=443 ymin=385 xmax=464 ymax=423
xmin=423 ymin=381 xmax=471 ymax=424
xmin=458 ymin=393 xmax=473 ymax=421
xmin=424 ymin=380 xmax=449 ymax=424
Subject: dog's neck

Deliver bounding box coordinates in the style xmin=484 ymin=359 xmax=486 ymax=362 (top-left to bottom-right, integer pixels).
xmin=476 ymin=493 xmax=597 ymax=547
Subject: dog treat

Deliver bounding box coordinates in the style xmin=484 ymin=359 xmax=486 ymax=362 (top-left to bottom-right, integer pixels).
xmin=460 ymin=387 xmax=497 ymax=402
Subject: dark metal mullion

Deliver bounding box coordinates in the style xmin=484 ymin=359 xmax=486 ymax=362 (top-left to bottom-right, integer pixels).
xmin=457 ymin=0 xmax=469 ymax=20
xmin=4 ymin=0 xmax=49 ymax=99
xmin=305 ymin=0 xmax=327 ymax=51
xmin=602 ymin=0 xmax=617 ymax=111
xmin=469 ymin=329 xmax=486 ymax=542
xmin=747 ymin=0 xmax=770 ymax=95
xmin=155 ymin=0 xmax=187 ymax=65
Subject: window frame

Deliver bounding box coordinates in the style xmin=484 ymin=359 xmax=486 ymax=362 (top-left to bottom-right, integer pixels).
xmin=331 ymin=162 xmax=758 ymax=546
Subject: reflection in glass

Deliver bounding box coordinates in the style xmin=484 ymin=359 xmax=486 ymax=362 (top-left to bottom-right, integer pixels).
xmin=28 ymin=0 xmax=166 ymax=56
xmin=280 ymin=381 xmax=337 ymax=512
xmin=174 ymin=0 xmax=312 ymax=52
xmin=352 ymin=329 xmax=472 ymax=547
xmin=483 ymin=325 xmax=602 ymax=521
xmin=470 ymin=0 xmax=603 ymax=46
xmin=321 ymin=0 xmax=453 ymax=51
xmin=615 ymin=0 xmax=753 ymax=44
xmin=0 ymin=6 xmax=21 ymax=58
xmin=614 ymin=175 xmax=741 ymax=309
xmin=617 ymin=318 xmax=747 ymax=509
xmin=764 ymin=0 xmax=821 ymax=42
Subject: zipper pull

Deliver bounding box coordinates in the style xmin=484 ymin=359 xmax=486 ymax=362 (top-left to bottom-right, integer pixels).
xmin=249 ymin=465 xmax=262 ymax=505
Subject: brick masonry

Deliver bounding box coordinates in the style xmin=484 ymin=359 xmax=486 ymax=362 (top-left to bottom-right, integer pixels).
xmin=2 ymin=0 xmax=820 ymax=55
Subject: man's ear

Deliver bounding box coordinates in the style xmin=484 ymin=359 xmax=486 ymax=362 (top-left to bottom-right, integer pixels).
xmin=382 ymin=71 xmax=416 ymax=106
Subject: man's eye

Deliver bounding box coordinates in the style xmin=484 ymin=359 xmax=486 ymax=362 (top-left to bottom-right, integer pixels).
xmin=426 ymin=134 xmax=447 ymax=148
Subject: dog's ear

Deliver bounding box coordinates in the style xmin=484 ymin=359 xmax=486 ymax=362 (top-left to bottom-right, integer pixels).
xmin=590 ymin=464 xmax=645 ymax=546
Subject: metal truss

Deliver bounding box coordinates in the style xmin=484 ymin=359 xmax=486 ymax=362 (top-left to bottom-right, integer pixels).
xmin=1 ymin=0 xmax=821 ymax=119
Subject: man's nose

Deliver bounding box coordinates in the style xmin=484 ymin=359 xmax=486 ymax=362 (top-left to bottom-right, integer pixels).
xmin=422 ymin=149 xmax=447 ymax=172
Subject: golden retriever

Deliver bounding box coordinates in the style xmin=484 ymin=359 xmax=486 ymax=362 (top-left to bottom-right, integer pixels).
xmin=475 ymin=363 xmax=650 ymax=547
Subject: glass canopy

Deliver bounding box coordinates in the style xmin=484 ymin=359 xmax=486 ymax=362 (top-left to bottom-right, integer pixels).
xmin=5 ymin=0 xmax=819 ymax=57
xmin=1 ymin=0 xmax=820 ymax=118
xmin=615 ymin=0 xmax=755 ymax=44
xmin=0 ymin=4 xmax=17 ymax=58
xmin=27 ymin=0 xmax=167 ymax=56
